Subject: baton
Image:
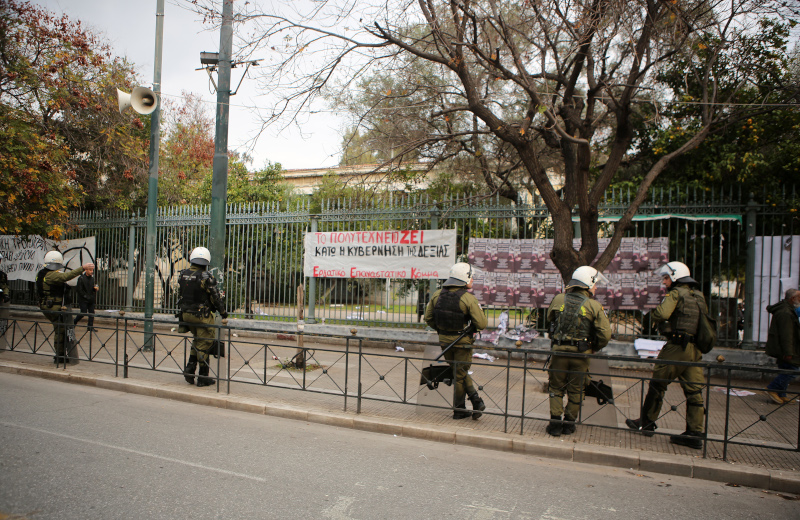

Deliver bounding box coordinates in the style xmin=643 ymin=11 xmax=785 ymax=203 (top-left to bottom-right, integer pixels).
xmin=434 ymin=324 xmax=473 ymax=361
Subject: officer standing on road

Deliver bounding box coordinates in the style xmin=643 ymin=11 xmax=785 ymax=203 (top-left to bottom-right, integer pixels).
xmin=178 ymin=247 xmax=227 ymax=387
xmin=36 ymin=251 xmax=94 ymax=364
xmin=424 ymin=262 xmax=488 ymax=420
xmin=626 ymin=261 xmax=709 ymax=449
xmin=545 ymin=266 xmax=611 ymax=437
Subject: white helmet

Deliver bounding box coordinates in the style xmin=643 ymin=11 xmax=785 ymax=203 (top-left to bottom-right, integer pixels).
xmin=189 ymin=247 xmax=211 ymax=266
xmin=444 ymin=262 xmax=473 ymax=287
xmin=657 ymin=261 xmax=694 ymax=283
xmin=567 ymin=266 xmax=608 ymax=289
xmin=44 ymin=250 xmax=64 ymax=270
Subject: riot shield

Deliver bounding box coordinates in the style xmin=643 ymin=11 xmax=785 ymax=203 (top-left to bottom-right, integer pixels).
xmin=62 ymin=309 xmax=80 ymax=365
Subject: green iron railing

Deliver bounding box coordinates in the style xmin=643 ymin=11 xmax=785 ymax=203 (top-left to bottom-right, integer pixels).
xmin=6 ymin=184 xmax=798 ymax=348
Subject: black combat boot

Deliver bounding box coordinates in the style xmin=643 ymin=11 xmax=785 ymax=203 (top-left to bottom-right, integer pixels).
xmin=561 ymin=419 xmax=576 ymax=435
xmin=669 ymin=430 xmax=704 ymax=449
xmin=468 ymin=392 xmax=486 ymax=420
xmin=625 ymin=418 xmax=657 ymax=437
xmin=196 ymin=362 xmax=215 ymax=387
xmin=546 ymin=415 xmax=563 ymax=437
xmin=184 ymin=355 xmax=198 ymax=385
xmin=453 ymin=399 xmax=471 ymax=420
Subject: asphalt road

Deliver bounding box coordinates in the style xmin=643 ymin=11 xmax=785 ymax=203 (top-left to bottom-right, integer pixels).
xmin=0 ymin=372 xmax=796 ymax=520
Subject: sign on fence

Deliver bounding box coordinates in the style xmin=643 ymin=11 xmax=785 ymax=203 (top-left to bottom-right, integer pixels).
xmin=0 ymin=236 xmax=96 ymax=283
xmin=467 ymin=237 xmax=669 ymax=310
xmin=753 ymin=235 xmax=800 ymax=343
xmin=304 ymin=230 xmax=457 ymax=279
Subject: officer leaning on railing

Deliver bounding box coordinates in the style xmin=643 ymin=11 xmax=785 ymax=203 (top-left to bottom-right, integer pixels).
xmin=36 ymin=251 xmax=94 ymax=364
xmin=177 ymin=247 xmax=228 ymax=388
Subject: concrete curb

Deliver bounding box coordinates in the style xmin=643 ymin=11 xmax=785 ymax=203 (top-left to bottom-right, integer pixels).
xmin=1 ymin=360 xmax=798 ymax=494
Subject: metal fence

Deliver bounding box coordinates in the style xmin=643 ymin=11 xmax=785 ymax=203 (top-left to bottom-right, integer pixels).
xmin=1 ymin=310 xmax=798 ymax=468
xmin=7 ymin=184 xmax=799 ymax=347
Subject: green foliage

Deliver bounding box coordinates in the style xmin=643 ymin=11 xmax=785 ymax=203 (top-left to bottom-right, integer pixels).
xmin=616 ymin=18 xmax=800 ymax=199
xmin=339 ymin=128 xmax=385 ymax=166
xmin=200 ymin=159 xmax=292 ymax=204
xmin=0 ymin=107 xmax=76 ymax=238
xmin=0 ymin=0 xmax=149 ymax=227
xmin=158 ymin=92 xmax=215 ymax=205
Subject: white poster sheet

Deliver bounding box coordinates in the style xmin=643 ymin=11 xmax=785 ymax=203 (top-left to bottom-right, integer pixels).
xmin=753 ymin=236 xmax=800 ymax=343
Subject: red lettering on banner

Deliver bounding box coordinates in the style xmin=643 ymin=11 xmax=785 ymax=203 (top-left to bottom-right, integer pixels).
xmin=313 ymin=265 xmax=345 ymax=277
xmin=411 ymin=267 xmax=439 ymax=279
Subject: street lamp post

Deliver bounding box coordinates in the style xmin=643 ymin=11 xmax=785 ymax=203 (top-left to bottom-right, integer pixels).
xmin=208 ymin=0 xmax=233 ymax=276
xmin=143 ymin=0 xmax=165 ymax=351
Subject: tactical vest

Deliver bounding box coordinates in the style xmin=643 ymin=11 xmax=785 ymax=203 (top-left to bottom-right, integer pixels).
xmin=668 ymin=285 xmax=703 ymax=335
xmin=552 ymin=292 xmax=592 ymax=342
xmin=178 ymin=269 xmax=210 ymax=313
xmin=36 ymin=268 xmax=65 ymax=302
xmin=433 ymin=288 xmax=469 ymax=332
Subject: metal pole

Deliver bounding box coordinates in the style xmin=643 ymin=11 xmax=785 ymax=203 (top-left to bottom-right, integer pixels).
xmin=143 ymin=0 xmax=165 ymax=351
xmin=127 ymin=216 xmax=136 ymax=311
xmin=428 ymin=203 xmax=440 ymax=307
xmin=209 ymin=0 xmax=233 ymax=274
xmin=742 ymin=194 xmax=758 ymax=350
xmin=307 ymin=217 xmax=318 ymax=323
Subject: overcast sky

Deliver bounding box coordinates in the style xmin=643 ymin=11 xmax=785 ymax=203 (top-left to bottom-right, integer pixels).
xmin=36 ymin=0 xmax=344 ymax=171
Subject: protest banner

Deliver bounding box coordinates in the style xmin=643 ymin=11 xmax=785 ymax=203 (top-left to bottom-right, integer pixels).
xmin=0 ymin=236 xmax=97 ymax=285
xmin=304 ymin=229 xmax=456 ymax=279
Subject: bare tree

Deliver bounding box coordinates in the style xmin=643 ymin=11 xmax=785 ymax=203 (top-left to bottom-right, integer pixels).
xmin=186 ymin=0 xmax=798 ymax=279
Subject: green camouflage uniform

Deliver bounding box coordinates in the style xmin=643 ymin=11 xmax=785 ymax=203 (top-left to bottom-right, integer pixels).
xmin=39 ymin=267 xmax=84 ymax=359
xmin=424 ymin=287 xmax=488 ymax=407
xmin=547 ymin=288 xmax=611 ymax=421
xmin=178 ymin=265 xmax=227 ymax=363
xmin=0 ymin=268 xmax=10 ymax=303
xmin=642 ymin=284 xmax=707 ymax=433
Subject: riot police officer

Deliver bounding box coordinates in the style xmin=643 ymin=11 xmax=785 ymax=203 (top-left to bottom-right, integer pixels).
xmin=178 ymin=247 xmax=227 ymax=387
xmin=0 ymin=255 xmax=10 ymax=304
xmin=626 ymin=261 xmax=708 ymax=449
xmin=36 ymin=251 xmax=94 ymax=364
xmin=546 ymin=266 xmax=611 ymax=436
xmin=424 ymin=262 xmax=488 ymax=419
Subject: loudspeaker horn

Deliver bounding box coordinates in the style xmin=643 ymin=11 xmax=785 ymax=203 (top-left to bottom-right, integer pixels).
xmin=116 ymin=86 xmax=158 ymax=115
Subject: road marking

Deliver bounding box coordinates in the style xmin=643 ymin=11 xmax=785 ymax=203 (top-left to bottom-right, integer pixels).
xmin=0 ymin=420 xmax=268 ymax=483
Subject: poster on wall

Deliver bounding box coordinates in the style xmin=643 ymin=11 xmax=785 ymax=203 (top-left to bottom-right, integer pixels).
xmin=0 ymin=236 xmax=97 ymax=285
xmin=467 ymin=237 xmax=668 ymax=310
xmin=304 ymin=229 xmax=457 ymax=279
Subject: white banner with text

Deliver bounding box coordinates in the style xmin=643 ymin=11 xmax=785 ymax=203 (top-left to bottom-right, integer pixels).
xmin=0 ymin=236 xmax=97 ymax=283
xmin=304 ymin=229 xmax=457 ymax=279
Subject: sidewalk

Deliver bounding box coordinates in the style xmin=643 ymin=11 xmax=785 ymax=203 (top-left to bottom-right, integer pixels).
xmin=1 ymin=316 xmax=799 ymax=494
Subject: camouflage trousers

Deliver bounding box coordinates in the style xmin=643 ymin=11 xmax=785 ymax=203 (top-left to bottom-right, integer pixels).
xmin=181 ymin=311 xmax=216 ymax=363
xmin=642 ymin=342 xmax=706 ymax=433
xmin=41 ymin=304 xmax=67 ymax=357
xmin=441 ymin=345 xmax=476 ymax=406
xmin=548 ymin=346 xmax=590 ymax=421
